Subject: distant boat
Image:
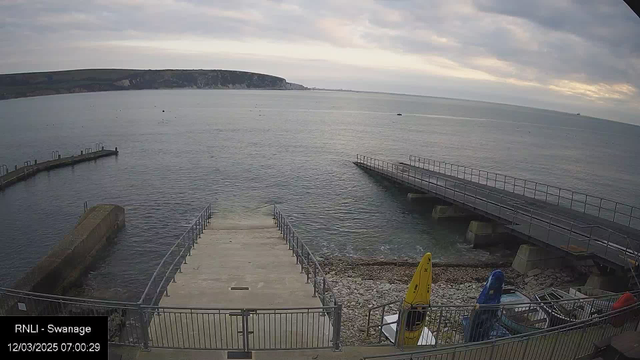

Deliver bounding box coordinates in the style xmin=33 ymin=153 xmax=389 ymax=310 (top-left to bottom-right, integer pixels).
xmin=499 ymin=287 xmax=549 ymax=334
xmin=576 ymin=113 xmax=580 ymax=115
xmin=397 ymin=113 xmax=402 ymax=116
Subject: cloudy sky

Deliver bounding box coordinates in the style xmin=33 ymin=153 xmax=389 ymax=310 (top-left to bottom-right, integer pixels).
xmin=1 ymin=0 xmax=639 ymax=124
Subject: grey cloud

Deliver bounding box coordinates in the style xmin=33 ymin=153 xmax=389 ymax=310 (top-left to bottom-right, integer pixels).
xmin=474 ymin=0 xmax=640 ymax=55
xmin=358 ymin=0 xmax=639 ymax=86
xmin=0 ymin=0 xmax=639 ymax=122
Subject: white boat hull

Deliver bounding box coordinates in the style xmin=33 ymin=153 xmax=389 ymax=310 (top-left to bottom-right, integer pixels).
xmin=381 ymin=314 xmax=436 ymax=346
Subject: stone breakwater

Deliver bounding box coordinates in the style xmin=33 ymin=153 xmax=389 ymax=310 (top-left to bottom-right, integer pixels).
xmin=320 ymin=258 xmax=588 ymax=346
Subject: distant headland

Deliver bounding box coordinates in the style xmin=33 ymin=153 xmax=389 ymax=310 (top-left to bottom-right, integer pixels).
xmin=0 ymin=69 xmax=307 ymax=100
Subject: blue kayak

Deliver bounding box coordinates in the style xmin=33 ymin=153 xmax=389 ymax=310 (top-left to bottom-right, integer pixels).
xmin=465 ymin=270 xmax=506 ymax=342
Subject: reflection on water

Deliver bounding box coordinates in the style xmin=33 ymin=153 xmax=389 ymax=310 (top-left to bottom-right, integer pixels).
xmin=1 ymin=90 xmax=639 ymax=300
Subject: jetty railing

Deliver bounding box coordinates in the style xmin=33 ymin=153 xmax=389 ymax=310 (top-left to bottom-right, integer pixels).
xmin=273 ymin=205 xmax=340 ymax=309
xmin=0 ymin=286 xmax=341 ymax=351
xmin=141 ymin=304 xmax=340 ymax=350
xmin=365 ymin=290 xmax=636 ymax=348
xmin=0 ymin=204 xmax=342 ymax=352
xmin=409 ymin=155 xmax=640 ymax=230
xmin=356 ymin=155 xmax=640 ymax=270
xmin=139 ymin=204 xmax=212 ymax=306
xmin=0 ymin=287 xmax=146 ymax=346
xmin=363 ymin=301 xmax=640 ymax=360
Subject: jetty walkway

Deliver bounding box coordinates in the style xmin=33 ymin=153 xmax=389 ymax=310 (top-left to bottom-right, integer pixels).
xmin=355 ymin=155 xmax=640 ymax=274
xmin=0 ymin=147 xmax=118 ymax=190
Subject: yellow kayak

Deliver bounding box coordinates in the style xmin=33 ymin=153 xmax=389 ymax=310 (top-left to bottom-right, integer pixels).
xmin=399 ymin=252 xmax=432 ymax=346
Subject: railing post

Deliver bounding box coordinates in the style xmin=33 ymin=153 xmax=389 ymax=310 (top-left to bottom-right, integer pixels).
xmin=305 ymin=250 xmax=310 ymax=283
xmin=312 ymin=264 xmax=317 ymax=297
xmin=193 ymin=225 xmax=198 ymax=245
xmin=395 ymin=307 xmax=406 ymax=349
xmin=292 ymin=235 xmax=296 ymax=257
xmin=333 ymin=304 xmax=342 ymax=351
xmin=434 ymin=307 xmax=443 ymax=347
xmin=322 ymin=277 xmax=326 ymax=305
xmin=137 ymin=304 xmax=150 ymax=350
xmin=241 ymin=309 xmax=250 ymax=353
xmin=570 ymin=192 xmax=575 ymax=210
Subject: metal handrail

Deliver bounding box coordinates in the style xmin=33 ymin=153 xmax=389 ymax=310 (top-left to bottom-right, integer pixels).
xmin=408 ymin=158 xmax=640 ymax=259
xmin=365 ymin=289 xmax=639 ymax=342
xmin=140 ymin=304 xmax=339 ymax=311
xmin=139 ymin=204 xmax=212 ymax=306
xmin=355 ymin=155 xmax=640 ymax=269
xmin=273 ymin=205 xmax=339 ymax=307
xmin=368 ymin=289 xmax=639 ymax=311
xmin=273 ymin=205 xmax=342 ymax=351
xmin=409 ymin=155 xmax=640 ymax=229
xmin=363 ymin=299 xmax=640 ymax=359
xmin=0 ymin=286 xmax=138 ymax=306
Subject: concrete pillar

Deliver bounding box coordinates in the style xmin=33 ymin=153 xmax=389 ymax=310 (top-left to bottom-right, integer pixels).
xmin=512 ymin=244 xmax=563 ymax=274
xmin=466 ymin=221 xmax=507 ymax=248
xmin=80 ymin=151 xmax=83 ymax=155
xmin=101 ymin=146 xmax=104 ymax=150
xmin=432 ymin=205 xmax=468 ymax=219
xmin=14 ymin=165 xmax=17 ymax=171
xmin=58 ymin=155 xmax=61 ymax=159
xmin=585 ymin=273 xmax=627 ymax=292
xmin=407 ymin=193 xmax=434 ymax=201
xmin=34 ymin=160 xmax=37 ymax=165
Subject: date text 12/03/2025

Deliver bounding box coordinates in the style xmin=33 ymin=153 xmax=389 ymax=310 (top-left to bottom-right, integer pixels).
xmin=2 ymin=316 xmax=108 ymax=359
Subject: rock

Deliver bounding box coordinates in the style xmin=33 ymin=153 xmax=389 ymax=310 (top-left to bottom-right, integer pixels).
xmin=320 ymin=259 xmax=586 ymax=346
xmin=527 ymin=269 xmax=542 ymax=276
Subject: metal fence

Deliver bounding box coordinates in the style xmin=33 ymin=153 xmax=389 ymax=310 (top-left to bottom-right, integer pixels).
xmin=143 ymin=305 xmax=340 ymax=351
xmin=273 ymin=205 xmax=340 ymax=309
xmin=0 ymin=287 xmax=342 ymax=351
xmin=0 ymin=203 xmax=342 ymax=352
xmin=365 ymin=290 xmax=637 ymax=349
xmin=139 ymin=204 xmax=212 ymax=306
xmin=355 ymin=155 xmax=640 ymax=270
xmin=0 ymin=287 xmax=147 ymax=346
xmin=408 ymin=155 xmax=640 ymax=230
xmin=363 ymin=300 xmax=640 ymax=360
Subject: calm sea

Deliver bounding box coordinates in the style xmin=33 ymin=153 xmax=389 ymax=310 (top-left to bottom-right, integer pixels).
xmin=1 ymin=89 xmax=639 ymax=300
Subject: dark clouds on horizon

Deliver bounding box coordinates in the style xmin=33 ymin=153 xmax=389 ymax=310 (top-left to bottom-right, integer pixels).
xmin=1 ymin=0 xmax=639 ymax=123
